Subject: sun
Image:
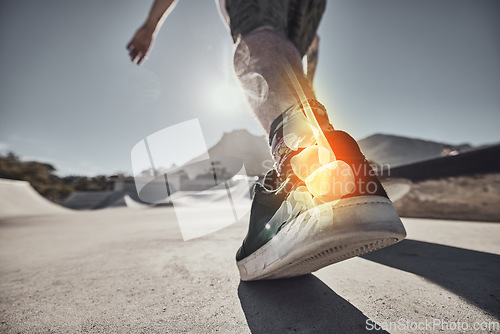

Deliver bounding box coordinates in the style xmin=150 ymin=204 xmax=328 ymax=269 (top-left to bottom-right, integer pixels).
xmin=209 ymin=81 xmax=246 ymax=113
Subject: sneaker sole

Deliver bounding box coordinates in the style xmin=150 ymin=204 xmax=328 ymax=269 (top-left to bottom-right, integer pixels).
xmin=237 ymin=196 xmax=406 ymax=281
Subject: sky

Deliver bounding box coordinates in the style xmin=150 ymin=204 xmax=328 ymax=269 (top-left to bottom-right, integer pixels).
xmin=0 ymin=0 xmax=499 ymax=176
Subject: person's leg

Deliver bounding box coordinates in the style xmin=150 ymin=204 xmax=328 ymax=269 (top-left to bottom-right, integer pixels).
xmin=304 ymin=34 xmax=320 ymax=84
xmin=226 ymin=0 xmax=324 ymax=135
xmin=233 ymin=26 xmax=315 ymax=133
xmin=225 ymin=0 xmax=406 ymax=281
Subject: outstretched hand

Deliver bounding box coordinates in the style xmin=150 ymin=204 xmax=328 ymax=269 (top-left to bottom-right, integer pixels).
xmin=127 ymin=25 xmax=155 ymax=65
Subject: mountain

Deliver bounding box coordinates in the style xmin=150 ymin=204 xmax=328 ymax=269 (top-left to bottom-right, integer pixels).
xmin=188 ymin=130 xmax=478 ymax=177
xmin=189 ymin=129 xmax=272 ymax=177
xmin=358 ymin=133 xmax=472 ymax=167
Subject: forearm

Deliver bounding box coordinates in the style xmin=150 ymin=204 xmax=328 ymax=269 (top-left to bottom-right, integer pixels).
xmin=143 ymin=0 xmax=178 ymax=34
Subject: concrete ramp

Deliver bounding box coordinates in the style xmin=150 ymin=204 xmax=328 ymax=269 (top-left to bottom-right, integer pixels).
xmin=63 ymin=190 xmax=152 ymax=210
xmin=162 ymin=179 xmax=252 ymax=206
xmin=62 ymin=191 xmax=114 ymax=210
xmin=124 ymin=194 xmax=151 ymax=208
xmin=0 ymin=179 xmax=69 ymax=219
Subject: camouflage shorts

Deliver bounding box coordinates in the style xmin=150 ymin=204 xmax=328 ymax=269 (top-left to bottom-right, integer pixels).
xmin=225 ymin=0 xmax=327 ymax=57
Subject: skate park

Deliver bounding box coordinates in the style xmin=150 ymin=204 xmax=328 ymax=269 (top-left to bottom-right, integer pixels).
xmin=2 ymin=0 xmax=500 ymax=332
xmin=1 ymin=163 xmax=499 ymax=332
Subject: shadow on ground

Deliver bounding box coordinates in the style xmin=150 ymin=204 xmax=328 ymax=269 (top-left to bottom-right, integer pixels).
xmin=238 ymin=275 xmax=387 ymax=333
xmin=361 ymin=239 xmax=500 ymax=318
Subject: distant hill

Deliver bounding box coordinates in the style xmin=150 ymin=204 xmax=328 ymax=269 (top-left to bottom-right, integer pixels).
xmin=187 ymin=129 xmax=272 ymax=177
xmin=206 ymin=129 xmax=272 ymax=176
xmin=187 ymin=130 xmax=492 ymax=177
xmin=358 ymin=133 xmax=472 ymax=167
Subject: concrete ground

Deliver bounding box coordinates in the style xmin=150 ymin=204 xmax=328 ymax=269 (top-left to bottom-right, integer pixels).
xmin=0 ymin=207 xmax=499 ymax=333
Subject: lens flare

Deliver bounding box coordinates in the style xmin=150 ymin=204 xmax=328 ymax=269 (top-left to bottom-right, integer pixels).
xmin=281 ymin=59 xmax=356 ymax=202
xmin=305 ymin=160 xmax=356 ymax=202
